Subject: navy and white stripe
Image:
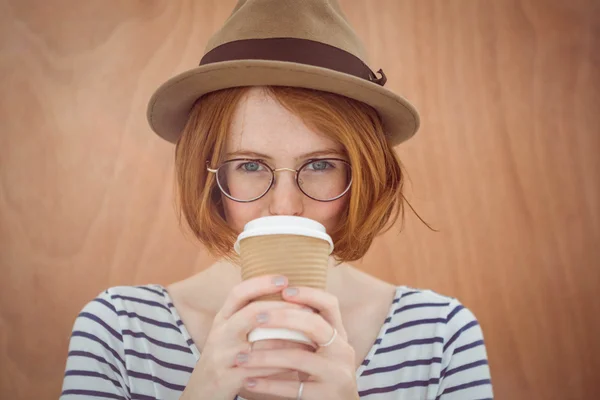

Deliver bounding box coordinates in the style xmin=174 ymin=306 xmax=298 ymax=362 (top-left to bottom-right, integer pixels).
xmin=61 ymin=285 xmax=493 ymax=399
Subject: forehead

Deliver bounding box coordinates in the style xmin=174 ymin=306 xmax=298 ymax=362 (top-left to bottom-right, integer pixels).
xmin=226 ymin=88 xmax=343 ymax=156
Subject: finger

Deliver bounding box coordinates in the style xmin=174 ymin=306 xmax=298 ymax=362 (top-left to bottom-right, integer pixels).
xmin=226 ymin=300 xmax=310 ymax=341
xmin=228 ymin=351 xmax=295 ymax=379
xmin=257 ymin=308 xmax=336 ymax=347
xmin=209 ymin=310 xmax=281 ymax=370
xmin=244 ymin=378 xmax=321 ymax=400
xmin=217 ymin=275 xmax=289 ymax=320
xmin=229 ymin=344 xmax=295 ymax=376
xmin=281 ymin=287 xmax=346 ymax=336
xmin=233 ymin=366 xmax=297 ymax=378
xmin=225 ymin=366 xmax=299 ymax=390
xmin=241 ymin=349 xmax=335 ymax=380
xmin=220 ymin=339 xmax=256 ymax=367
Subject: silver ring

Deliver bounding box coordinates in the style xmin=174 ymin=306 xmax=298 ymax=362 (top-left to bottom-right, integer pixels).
xmin=318 ymin=327 xmax=337 ymax=347
xmin=296 ymin=381 xmax=304 ymax=400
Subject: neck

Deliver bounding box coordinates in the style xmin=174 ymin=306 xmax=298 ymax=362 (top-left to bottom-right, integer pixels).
xmin=184 ymin=257 xmax=381 ymax=312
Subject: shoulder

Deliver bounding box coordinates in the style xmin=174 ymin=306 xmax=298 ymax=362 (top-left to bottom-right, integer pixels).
xmin=70 ymin=284 xmax=182 ymax=347
xmin=390 ymin=286 xmax=493 ymax=396
xmin=386 ymin=286 xmax=490 ymax=353
xmin=72 ymin=285 xmax=167 ymax=325
xmin=394 ymin=286 xmax=480 ymax=322
xmin=100 ymin=284 xmax=172 ymax=314
xmin=64 ymin=286 xmax=168 ymax=395
xmin=62 ymin=285 xmax=197 ymax=398
xmin=68 ymin=284 xmax=194 ymax=361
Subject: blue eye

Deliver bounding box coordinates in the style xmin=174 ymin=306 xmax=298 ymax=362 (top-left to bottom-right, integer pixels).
xmin=306 ymin=160 xmax=334 ymax=171
xmin=238 ymin=161 xmax=264 ymax=172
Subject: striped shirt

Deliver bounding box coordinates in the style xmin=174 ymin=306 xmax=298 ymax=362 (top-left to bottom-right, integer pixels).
xmin=61 ymin=285 xmax=493 ymax=399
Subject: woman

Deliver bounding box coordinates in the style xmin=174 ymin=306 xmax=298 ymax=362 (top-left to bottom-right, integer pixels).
xmin=61 ymin=1 xmax=493 ymax=399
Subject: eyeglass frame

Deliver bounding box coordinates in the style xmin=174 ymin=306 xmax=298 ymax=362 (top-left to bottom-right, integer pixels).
xmin=206 ymin=157 xmax=353 ymax=203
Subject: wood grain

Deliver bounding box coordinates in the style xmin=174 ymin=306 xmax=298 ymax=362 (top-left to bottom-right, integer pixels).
xmin=0 ymin=0 xmax=598 ymax=398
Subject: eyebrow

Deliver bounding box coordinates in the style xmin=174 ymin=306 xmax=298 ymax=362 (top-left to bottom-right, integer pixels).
xmin=225 ymin=148 xmax=345 ymax=160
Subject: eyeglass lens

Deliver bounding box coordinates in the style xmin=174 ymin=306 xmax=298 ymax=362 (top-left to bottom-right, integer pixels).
xmin=216 ymin=159 xmax=351 ymax=201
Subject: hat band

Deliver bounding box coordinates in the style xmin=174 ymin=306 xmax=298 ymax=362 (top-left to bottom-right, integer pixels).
xmin=199 ymin=37 xmax=387 ymax=86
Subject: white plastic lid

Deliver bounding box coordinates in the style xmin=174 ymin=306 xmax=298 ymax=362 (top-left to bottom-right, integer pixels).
xmin=234 ymin=216 xmax=334 ymax=255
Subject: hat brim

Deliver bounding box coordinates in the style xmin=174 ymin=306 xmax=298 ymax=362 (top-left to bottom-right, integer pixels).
xmin=147 ymin=59 xmax=420 ymax=146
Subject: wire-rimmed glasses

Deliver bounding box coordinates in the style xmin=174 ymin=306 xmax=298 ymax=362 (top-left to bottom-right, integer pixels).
xmin=206 ymin=158 xmax=353 ymax=203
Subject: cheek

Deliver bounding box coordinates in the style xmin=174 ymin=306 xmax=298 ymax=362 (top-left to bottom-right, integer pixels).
xmin=307 ymin=196 xmax=349 ymax=230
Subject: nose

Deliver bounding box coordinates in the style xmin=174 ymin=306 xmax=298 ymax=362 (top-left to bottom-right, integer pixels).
xmin=267 ymin=168 xmax=304 ymax=216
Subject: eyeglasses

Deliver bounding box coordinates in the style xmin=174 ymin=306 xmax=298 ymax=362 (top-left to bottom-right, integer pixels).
xmin=206 ymin=158 xmax=353 ymax=203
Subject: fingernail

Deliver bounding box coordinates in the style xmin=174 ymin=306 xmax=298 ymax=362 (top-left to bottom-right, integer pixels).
xmin=246 ymin=378 xmax=257 ymax=388
xmin=284 ymin=287 xmax=298 ymax=296
xmin=302 ymin=306 xmax=314 ymax=312
xmin=236 ymin=353 xmax=249 ymax=364
xmin=256 ymin=312 xmax=269 ymax=323
xmin=272 ymin=276 xmax=287 ymax=287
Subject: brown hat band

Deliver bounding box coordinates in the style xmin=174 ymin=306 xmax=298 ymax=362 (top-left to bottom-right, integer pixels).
xmin=199 ymin=37 xmax=387 ymax=86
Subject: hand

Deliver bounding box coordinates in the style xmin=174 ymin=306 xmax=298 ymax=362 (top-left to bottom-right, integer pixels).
xmin=237 ymin=286 xmax=360 ymax=400
xmin=180 ymin=275 xmax=309 ymax=400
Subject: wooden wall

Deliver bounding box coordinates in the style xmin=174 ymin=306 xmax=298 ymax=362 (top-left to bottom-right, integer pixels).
xmin=1 ymin=1 xmax=598 ymax=399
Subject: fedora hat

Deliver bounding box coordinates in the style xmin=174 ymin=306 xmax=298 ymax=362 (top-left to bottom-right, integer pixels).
xmin=147 ymin=0 xmax=420 ymax=146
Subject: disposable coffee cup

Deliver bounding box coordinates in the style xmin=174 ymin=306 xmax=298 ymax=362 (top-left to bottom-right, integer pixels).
xmin=234 ymin=216 xmax=334 ymax=348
